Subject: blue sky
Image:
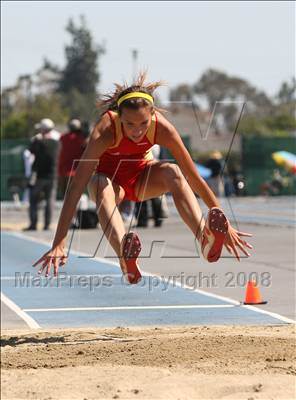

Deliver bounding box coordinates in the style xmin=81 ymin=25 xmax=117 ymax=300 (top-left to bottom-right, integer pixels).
xmin=1 ymin=1 xmax=295 ymax=100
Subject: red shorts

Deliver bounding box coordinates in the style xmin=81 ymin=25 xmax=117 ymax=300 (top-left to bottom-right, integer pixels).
xmin=96 ymin=156 xmax=153 ymax=202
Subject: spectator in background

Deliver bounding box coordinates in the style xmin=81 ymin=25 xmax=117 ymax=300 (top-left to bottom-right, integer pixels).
xmin=81 ymin=120 xmax=91 ymax=139
xmin=23 ymin=119 xmax=60 ymax=205
xmin=205 ymin=151 xmax=224 ymax=197
xmin=22 ymin=149 xmax=35 ymax=205
xmin=35 ymin=118 xmax=61 ymax=141
xmin=24 ymin=119 xmax=60 ymax=231
xmin=58 ymin=119 xmax=87 ymax=197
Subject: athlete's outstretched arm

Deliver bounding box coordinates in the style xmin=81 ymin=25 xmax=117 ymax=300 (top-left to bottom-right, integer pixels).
xmin=156 ymin=114 xmax=252 ymax=260
xmin=33 ymin=113 xmax=114 ymax=276
xmin=156 ymin=115 xmax=219 ymax=208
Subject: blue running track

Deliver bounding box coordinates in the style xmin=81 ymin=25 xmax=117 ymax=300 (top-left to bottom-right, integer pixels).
xmin=1 ymin=232 xmax=291 ymax=329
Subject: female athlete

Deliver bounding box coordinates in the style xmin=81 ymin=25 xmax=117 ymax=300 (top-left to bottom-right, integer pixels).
xmin=33 ymin=73 xmax=252 ymax=284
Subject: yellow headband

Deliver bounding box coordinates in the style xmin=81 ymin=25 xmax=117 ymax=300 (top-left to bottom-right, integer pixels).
xmin=117 ymin=92 xmax=154 ymax=107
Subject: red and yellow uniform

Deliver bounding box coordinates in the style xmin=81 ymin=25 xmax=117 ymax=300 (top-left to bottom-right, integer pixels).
xmin=96 ymin=111 xmax=158 ymax=201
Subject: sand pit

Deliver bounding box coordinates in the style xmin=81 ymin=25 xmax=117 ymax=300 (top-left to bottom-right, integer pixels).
xmin=1 ymin=324 xmax=295 ymax=399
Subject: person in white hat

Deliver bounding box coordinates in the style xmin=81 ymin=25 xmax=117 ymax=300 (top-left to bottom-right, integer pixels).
xmin=34 ymin=118 xmax=61 ymax=141
xmin=23 ymin=118 xmax=60 ymax=231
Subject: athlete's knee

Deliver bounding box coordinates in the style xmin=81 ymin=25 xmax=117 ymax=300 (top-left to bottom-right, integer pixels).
xmin=163 ymin=163 xmax=186 ymax=191
xmin=88 ymin=174 xmax=115 ymax=203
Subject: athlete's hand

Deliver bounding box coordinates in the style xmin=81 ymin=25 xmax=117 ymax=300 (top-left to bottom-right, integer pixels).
xmin=32 ymin=244 xmax=68 ymax=277
xmin=224 ymin=224 xmax=253 ymax=261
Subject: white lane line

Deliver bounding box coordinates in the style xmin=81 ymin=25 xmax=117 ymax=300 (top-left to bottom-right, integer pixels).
xmin=6 ymin=232 xmax=296 ymax=324
xmin=1 ymin=292 xmax=41 ymax=329
xmin=242 ymin=305 xmax=296 ymax=324
xmin=1 ymin=277 xmax=17 ymax=280
xmin=145 ymin=271 xmax=296 ymax=324
xmin=23 ymin=305 xmax=236 ymax=312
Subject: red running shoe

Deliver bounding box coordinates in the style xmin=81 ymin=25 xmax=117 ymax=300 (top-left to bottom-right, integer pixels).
xmin=120 ymin=232 xmax=142 ymax=284
xmin=201 ymin=207 xmax=229 ymax=262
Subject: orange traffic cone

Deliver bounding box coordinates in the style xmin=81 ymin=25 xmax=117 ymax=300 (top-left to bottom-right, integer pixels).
xmin=244 ymin=280 xmax=267 ymax=305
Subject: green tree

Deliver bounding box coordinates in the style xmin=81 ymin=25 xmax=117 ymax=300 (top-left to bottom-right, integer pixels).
xmin=265 ymin=113 xmax=296 ymax=132
xmin=169 ymin=84 xmax=193 ymax=103
xmin=239 ymin=115 xmax=270 ymax=136
xmin=240 ymin=113 xmax=296 ymax=137
xmin=193 ymin=69 xmax=272 ymax=109
xmin=277 ymin=78 xmax=296 ymax=104
xmin=1 ymin=87 xmax=15 ymax=121
xmin=59 ymin=15 xmax=105 ymax=118
xmin=1 ymin=16 xmax=106 ymax=138
xmin=35 ymin=58 xmax=61 ymax=95
xmin=193 ymin=69 xmax=273 ymax=132
xmin=1 ymin=112 xmax=30 ymax=139
xmin=1 ymin=94 xmax=68 ymax=139
xmin=30 ymin=94 xmax=68 ymax=126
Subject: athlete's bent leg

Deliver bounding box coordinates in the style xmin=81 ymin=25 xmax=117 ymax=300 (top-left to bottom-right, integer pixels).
xmin=135 ymin=162 xmax=205 ymax=239
xmin=88 ymin=174 xmax=126 ymax=256
xmin=135 ymin=162 xmax=228 ymax=262
xmin=88 ymin=174 xmax=142 ymax=283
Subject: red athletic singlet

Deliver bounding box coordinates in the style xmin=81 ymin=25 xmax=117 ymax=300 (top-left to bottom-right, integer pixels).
xmin=96 ymin=111 xmax=158 ymax=201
